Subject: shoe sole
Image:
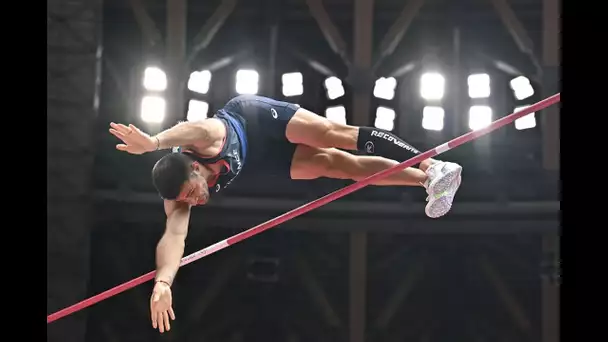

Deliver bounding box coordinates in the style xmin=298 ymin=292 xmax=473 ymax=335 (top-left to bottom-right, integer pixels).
xmin=425 ymin=165 xmax=462 ymax=219
xmin=429 ymin=165 xmax=462 ymax=195
xmin=425 ymin=194 xmax=454 ymax=218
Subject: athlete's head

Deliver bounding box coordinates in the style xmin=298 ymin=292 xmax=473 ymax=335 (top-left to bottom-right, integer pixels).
xmin=151 ymin=153 xmax=210 ymax=206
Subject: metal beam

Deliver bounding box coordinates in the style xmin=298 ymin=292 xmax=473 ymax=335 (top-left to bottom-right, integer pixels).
xmin=103 ymin=55 xmax=131 ymax=107
xmin=295 ymin=254 xmax=342 ymax=327
xmin=374 ymin=257 xmax=425 ymax=330
xmin=106 ymin=247 xmax=149 ymax=317
xmin=165 ymin=0 xmax=187 ymax=125
xmin=196 ymin=49 xmax=252 ymax=72
xmin=268 ymin=24 xmax=279 ymax=96
xmin=351 ymin=0 xmax=375 ymax=127
xmin=374 ymin=0 xmax=427 ymax=69
xmin=93 ymin=190 xmax=561 ymax=218
xmin=178 ymin=255 xmax=240 ymax=340
xmin=541 ymin=233 xmax=560 ymax=342
xmin=474 ymin=48 xmax=538 ymax=82
xmin=289 ymin=47 xmax=339 ymax=77
xmin=542 ymin=0 xmax=560 ymax=67
xmin=96 ymin=210 xmax=559 ymax=234
xmin=387 ymin=61 xmax=417 ymax=78
xmin=266 ymin=0 xmax=281 ymax=96
xmin=188 ymin=0 xmax=238 ymax=63
xmin=128 ymin=0 xmax=162 ymax=48
xmin=478 ymin=255 xmax=533 ymax=338
xmin=47 ymin=0 xmax=101 ymax=340
xmin=487 ymin=0 xmax=542 ymax=76
xmin=349 ymin=231 xmax=367 ymax=342
xmin=449 ymin=27 xmax=463 ymax=137
xmin=480 ymin=240 xmax=536 ymax=273
xmin=541 ymin=0 xmax=560 ymax=170
xmin=305 ymin=0 xmax=350 ymax=65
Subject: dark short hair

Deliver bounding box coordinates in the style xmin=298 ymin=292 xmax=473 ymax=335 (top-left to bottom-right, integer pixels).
xmin=151 ymin=153 xmax=193 ymax=200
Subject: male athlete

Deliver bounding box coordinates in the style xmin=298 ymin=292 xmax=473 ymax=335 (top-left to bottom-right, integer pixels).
xmin=109 ymin=95 xmax=462 ymax=333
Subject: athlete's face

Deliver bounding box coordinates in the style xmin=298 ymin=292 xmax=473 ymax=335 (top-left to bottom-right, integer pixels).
xmin=176 ymin=163 xmax=209 ymax=206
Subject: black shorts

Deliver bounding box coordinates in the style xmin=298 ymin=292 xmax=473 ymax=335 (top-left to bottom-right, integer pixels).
xmin=223 ymin=95 xmax=300 ymax=179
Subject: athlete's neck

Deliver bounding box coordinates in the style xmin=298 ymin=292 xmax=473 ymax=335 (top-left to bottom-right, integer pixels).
xmin=199 ymin=163 xmax=219 ymax=182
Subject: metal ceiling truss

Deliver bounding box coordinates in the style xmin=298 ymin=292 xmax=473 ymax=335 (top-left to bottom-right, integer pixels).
xmin=47 ymin=0 xmax=103 ymax=341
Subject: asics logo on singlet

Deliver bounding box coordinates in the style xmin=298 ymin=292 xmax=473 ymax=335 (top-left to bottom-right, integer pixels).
xmin=370 ymin=130 xmax=420 ymax=153
xmin=270 ymin=108 xmax=278 ymax=119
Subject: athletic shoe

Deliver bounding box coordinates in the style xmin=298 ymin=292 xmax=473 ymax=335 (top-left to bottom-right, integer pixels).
xmin=423 ymin=161 xmax=463 ymax=218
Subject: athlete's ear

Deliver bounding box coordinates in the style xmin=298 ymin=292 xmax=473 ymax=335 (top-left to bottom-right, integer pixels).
xmin=191 ymin=161 xmax=202 ymax=172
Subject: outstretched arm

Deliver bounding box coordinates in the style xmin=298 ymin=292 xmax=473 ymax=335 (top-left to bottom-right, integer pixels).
xmin=109 ymin=119 xmax=225 ymax=155
xmin=149 ymin=200 xmax=190 ymax=333
xmin=152 ymin=119 xmax=225 ymax=151
xmin=154 ymin=200 xmax=191 ymax=285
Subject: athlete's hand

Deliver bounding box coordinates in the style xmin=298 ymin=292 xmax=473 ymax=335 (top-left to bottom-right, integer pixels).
xmin=109 ymin=122 xmax=157 ymax=154
xmin=150 ymin=281 xmax=176 ymax=333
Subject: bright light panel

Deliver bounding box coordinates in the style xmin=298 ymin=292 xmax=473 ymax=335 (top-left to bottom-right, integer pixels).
xmin=282 ymin=72 xmax=304 ymax=97
xmin=325 ymin=106 xmax=346 ymax=125
xmin=188 ymin=70 xmax=212 ymax=94
xmin=324 ymin=77 xmax=345 ymax=100
xmin=373 ymin=77 xmax=397 ymax=100
xmin=187 ymin=100 xmax=209 ymax=122
xmin=467 ymin=73 xmax=491 ymax=98
xmin=143 ymin=67 xmax=167 ymax=91
xmin=510 ymin=76 xmax=534 ymax=100
xmin=374 ymin=106 xmax=396 ymax=131
xmin=514 ymin=105 xmax=536 ymax=130
xmin=422 ymin=106 xmax=444 ymax=131
xmin=235 ymin=69 xmax=259 ymax=95
xmin=140 ymin=96 xmax=165 ymax=123
xmin=468 ymin=105 xmax=493 ymax=131
xmin=420 ymin=72 xmax=445 ymax=100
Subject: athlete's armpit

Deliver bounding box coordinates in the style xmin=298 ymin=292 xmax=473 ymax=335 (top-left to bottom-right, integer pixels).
xmin=189 ymin=118 xmax=226 ymax=152
xmin=153 ymin=119 xmax=226 ymax=153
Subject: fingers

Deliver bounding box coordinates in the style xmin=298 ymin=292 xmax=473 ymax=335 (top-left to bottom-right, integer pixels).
xmin=129 ymin=124 xmax=144 ymax=134
xmin=151 ymin=308 xmax=157 ymax=329
xmin=163 ymin=311 xmax=171 ymax=331
xmin=110 ymin=122 xmax=131 ymax=134
xmin=116 ymin=144 xmax=128 ymax=151
xmin=150 ymin=291 xmax=158 ymax=329
xmin=150 ymin=287 xmax=175 ymax=333
xmin=109 ymin=128 xmax=126 ymax=140
xmin=109 ymin=123 xmax=136 ymax=142
xmin=152 ymin=310 xmax=173 ymax=333
xmin=156 ymin=311 xmax=165 ymax=333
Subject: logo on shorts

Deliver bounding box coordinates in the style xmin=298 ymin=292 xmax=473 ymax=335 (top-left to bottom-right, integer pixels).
xmin=215 ymin=184 xmax=221 ymax=192
xmin=270 ymin=108 xmax=278 ymax=119
xmin=365 ymin=141 xmax=374 ymax=154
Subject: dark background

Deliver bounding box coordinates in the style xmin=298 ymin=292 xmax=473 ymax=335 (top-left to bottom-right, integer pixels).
xmin=47 ymin=0 xmax=560 ymax=341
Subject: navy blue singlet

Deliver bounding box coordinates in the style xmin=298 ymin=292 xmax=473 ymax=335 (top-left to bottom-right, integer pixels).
xmin=174 ymin=110 xmax=248 ymax=195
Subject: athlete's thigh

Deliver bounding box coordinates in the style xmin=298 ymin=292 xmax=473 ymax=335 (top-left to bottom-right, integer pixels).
xmin=285 ymin=108 xmax=358 ymax=150
xmin=226 ymin=95 xmax=300 ymax=141
xmin=290 ymin=144 xmax=356 ymax=180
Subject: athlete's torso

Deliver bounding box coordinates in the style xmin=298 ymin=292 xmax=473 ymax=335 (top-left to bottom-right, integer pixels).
xmin=175 ymin=109 xmax=248 ymax=196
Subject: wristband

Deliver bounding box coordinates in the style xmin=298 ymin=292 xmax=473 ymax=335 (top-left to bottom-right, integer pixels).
xmin=155 ymin=136 xmax=161 ymax=150
xmin=155 ymin=279 xmax=171 ymax=287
